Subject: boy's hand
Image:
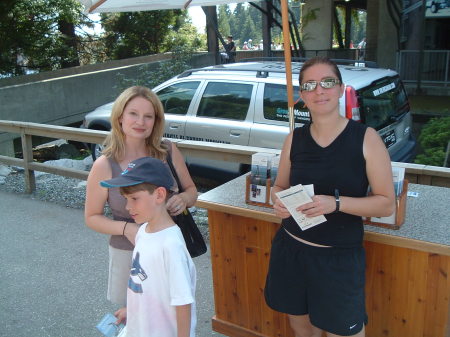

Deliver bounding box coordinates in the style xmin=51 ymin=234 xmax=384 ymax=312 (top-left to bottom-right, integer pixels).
xmin=114 ymin=307 xmax=127 ymax=325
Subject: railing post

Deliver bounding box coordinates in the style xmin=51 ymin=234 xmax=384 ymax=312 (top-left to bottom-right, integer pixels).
xmin=21 ymin=133 xmax=36 ymax=193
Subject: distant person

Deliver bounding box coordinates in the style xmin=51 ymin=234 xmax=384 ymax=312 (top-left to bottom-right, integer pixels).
xmin=350 ymin=40 xmax=354 ymax=49
xmin=242 ymin=41 xmax=249 ymax=50
xmin=248 ymin=39 xmax=253 ymax=49
xmin=265 ymin=57 xmax=395 ymax=337
xmin=259 ymin=40 xmax=264 ymax=50
xmin=84 ymin=86 xmax=198 ymax=307
xmin=224 ymin=35 xmax=236 ymax=63
xmin=101 ymin=157 xmax=197 ymax=337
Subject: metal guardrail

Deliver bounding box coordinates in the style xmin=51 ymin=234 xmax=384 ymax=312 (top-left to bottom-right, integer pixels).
xmin=397 ymin=50 xmax=450 ymax=87
xmin=0 ymin=120 xmax=449 ymax=193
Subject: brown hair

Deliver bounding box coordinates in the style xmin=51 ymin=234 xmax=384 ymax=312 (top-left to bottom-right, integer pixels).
xmin=299 ymin=57 xmax=342 ymax=85
xmin=102 ymin=86 xmax=167 ymax=161
xmin=120 ymin=182 xmax=170 ymax=201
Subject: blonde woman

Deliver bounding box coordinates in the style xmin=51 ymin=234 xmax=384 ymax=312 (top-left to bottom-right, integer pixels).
xmin=85 ymin=86 xmax=197 ymax=306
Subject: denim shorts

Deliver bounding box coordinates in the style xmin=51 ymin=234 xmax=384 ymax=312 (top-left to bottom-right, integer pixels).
xmin=264 ymin=228 xmax=367 ymax=336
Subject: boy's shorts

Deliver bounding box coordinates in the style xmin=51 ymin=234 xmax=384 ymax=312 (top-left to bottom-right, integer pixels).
xmin=264 ymin=228 xmax=367 ymax=336
xmin=107 ymin=245 xmax=133 ymax=307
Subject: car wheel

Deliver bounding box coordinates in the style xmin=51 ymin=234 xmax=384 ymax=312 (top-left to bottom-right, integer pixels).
xmin=431 ymin=3 xmax=438 ymax=12
xmin=90 ymin=142 xmax=104 ymax=161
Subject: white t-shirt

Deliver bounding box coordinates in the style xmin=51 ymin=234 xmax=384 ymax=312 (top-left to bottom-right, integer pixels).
xmin=125 ymin=224 xmax=197 ymax=337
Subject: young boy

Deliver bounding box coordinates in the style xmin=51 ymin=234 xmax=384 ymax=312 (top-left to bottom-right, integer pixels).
xmin=100 ymin=157 xmax=197 ymax=337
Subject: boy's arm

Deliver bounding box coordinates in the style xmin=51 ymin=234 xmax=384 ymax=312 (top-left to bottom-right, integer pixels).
xmin=176 ymin=304 xmax=191 ymax=337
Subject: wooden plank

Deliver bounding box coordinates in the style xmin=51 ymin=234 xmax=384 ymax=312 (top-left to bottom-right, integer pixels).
xmin=423 ymin=254 xmax=450 ymax=337
xmin=21 ymin=133 xmax=35 ymax=193
xmin=365 ymin=241 xmax=450 ymax=337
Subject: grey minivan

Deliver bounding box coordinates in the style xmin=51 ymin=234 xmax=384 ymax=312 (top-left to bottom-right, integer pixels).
xmin=82 ymin=60 xmax=416 ymax=165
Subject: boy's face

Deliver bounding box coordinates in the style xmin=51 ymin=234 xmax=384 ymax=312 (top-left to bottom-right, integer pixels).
xmin=123 ymin=188 xmax=165 ymax=224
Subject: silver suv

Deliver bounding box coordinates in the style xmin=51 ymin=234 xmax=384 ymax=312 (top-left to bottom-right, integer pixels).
xmin=82 ymin=61 xmax=416 ymax=164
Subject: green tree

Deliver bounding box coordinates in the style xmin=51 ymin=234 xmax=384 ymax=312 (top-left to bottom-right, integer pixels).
xmin=0 ymin=0 xmax=89 ymax=76
xmin=414 ymin=116 xmax=450 ymax=167
xmin=217 ymin=4 xmax=231 ymax=38
xmin=100 ymin=10 xmax=186 ymax=59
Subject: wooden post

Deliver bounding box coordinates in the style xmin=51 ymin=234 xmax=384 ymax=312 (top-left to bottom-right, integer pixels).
xmin=21 ymin=133 xmax=36 ymax=193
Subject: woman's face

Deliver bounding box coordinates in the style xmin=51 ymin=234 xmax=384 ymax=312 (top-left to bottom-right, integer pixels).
xmin=299 ymin=63 xmax=344 ymax=117
xmin=119 ymin=96 xmax=155 ymax=141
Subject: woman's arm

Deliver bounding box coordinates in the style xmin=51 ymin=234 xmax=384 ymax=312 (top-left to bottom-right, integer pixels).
xmin=175 ymin=304 xmax=191 ymax=337
xmin=299 ymin=128 xmax=395 ymax=218
xmin=166 ymin=143 xmax=198 ymax=216
xmin=84 ymin=155 xmax=139 ymax=243
xmin=271 ymin=132 xmax=293 ymax=219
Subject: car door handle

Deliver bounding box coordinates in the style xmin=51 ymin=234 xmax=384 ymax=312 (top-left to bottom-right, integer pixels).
xmin=230 ymin=130 xmax=242 ymax=137
xmin=169 ymin=124 xmax=180 ymax=130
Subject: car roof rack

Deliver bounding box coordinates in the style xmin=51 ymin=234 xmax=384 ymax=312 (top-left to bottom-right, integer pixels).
xmin=177 ymin=57 xmax=378 ymax=79
xmin=240 ymin=56 xmax=378 ymax=68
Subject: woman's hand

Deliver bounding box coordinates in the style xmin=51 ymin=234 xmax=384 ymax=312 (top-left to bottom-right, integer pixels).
xmin=273 ymin=197 xmax=292 ymax=219
xmin=297 ymin=195 xmax=336 ymax=217
xmin=166 ymin=193 xmax=187 ymax=216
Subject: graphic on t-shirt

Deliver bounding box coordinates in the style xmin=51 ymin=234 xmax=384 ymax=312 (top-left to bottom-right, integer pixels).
xmin=128 ymin=252 xmax=147 ymax=293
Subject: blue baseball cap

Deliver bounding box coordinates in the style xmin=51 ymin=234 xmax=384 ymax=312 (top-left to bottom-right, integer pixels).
xmin=100 ymin=157 xmax=174 ymax=190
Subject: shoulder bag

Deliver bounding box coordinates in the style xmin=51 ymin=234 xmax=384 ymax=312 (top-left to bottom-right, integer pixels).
xmin=166 ymin=149 xmax=207 ymax=258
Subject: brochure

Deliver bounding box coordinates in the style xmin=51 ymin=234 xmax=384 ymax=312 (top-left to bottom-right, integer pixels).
xmin=275 ymin=184 xmax=326 ymax=230
xmin=96 ymin=313 xmax=125 ymax=337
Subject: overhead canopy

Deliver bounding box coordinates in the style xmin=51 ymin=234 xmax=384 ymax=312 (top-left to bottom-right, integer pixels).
xmin=79 ymin=0 xmax=251 ymax=13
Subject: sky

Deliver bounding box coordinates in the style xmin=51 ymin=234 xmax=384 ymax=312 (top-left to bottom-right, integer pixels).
xmin=188 ymin=6 xmax=206 ymax=33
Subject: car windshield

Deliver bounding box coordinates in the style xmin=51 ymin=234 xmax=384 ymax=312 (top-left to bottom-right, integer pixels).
xmin=358 ymin=76 xmax=410 ymax=130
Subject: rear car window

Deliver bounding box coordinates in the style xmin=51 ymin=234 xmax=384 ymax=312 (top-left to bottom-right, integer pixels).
xmin=263 ymin=83 xmax=310 ymax=124
xmin=157 ymin=81 xmax=200 ymax=115
xmin=358 ymin=76 xmax=409 ymax=130
xmin=197 ymin=82 xmax=253 ymax=120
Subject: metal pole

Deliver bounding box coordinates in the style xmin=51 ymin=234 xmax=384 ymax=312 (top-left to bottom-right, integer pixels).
xmin=280 ymin=0 xmax=295 ymax=131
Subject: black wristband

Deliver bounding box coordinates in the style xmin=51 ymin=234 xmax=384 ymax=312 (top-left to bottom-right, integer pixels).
xmin=334 ymin=189 xmax=340 ymax=213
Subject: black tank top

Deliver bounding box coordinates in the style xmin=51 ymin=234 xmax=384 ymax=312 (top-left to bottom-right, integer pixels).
xmin=282 ymin=120 xmax=369 ymax=247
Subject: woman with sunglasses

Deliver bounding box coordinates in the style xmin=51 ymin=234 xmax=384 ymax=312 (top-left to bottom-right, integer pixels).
xmin=264 ymin=57 xmax=395 ymax=337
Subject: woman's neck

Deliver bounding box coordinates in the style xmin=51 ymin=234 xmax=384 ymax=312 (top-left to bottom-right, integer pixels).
xmin=310 ymin=115 xmax=348 ymax=148
xmin=120 ymin=139 xmax=150 ymax=164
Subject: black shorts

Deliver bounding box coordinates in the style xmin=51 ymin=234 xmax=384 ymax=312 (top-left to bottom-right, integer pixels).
xmin=264 ymin=228 xmax=367 ymax=336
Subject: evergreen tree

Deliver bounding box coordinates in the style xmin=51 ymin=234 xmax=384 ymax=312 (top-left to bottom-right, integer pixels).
xmin=0 ymin=0 xmax=89 ymax=76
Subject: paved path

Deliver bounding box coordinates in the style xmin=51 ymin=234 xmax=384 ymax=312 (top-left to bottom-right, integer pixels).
xmin=0 ymin=190 xmax=224 ymax=337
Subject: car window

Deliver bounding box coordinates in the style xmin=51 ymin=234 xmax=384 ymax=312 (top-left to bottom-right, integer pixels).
xmin=358 ymin=76 xmax=409 ymax=130
xmin=157 ymin=81 xmax=200 ymax=115
xmin=197 ymin=82 xmax=253 ymax=120
xmin=263 ymin=83 xmax=310 ymax=124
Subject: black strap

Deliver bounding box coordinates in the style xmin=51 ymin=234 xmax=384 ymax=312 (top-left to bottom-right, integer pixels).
xmin=166 ymin=148 xmax=183 ymax=193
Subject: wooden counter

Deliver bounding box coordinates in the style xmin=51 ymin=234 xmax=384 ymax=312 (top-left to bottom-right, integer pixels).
xmin=196 ymin=174 xmax=450 ymax=337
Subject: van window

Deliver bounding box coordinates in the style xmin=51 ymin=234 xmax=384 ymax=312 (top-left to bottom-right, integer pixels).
xmin=157 ymin=81 xmax=200 ymax=115
xmin=358 ymin=76 xmax=409 ymax=130
xmin=263 ymin=84 xmax=310 ymax=124
xmin=197 ymin=82 xmax=252 ymax=120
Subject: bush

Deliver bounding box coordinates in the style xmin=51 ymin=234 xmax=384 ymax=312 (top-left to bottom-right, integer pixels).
xmin=414 ymin=116 xmax=450 ymax=167
xmin=114 ymin=45 xmax=195 ymax=92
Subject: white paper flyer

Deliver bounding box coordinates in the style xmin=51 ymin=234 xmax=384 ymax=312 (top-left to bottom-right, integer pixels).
xmin=275 ymin=184 xmax=327 ymax=230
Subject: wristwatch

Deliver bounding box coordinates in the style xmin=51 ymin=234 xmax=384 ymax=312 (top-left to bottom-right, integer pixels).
xmin=334 ymin=189 xmax=340 ymax=213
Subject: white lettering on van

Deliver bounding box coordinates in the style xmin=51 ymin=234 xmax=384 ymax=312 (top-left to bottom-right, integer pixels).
xmin=373 ymin=83 xmax=395 ymax=96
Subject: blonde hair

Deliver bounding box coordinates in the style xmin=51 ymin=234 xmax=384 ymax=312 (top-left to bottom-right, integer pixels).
xmin=102 ymin=86 xmax=168 ymax=161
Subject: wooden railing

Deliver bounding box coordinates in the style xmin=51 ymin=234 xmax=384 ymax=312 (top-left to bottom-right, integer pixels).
xmin=0 ymin=120 xmax=449 ymax=193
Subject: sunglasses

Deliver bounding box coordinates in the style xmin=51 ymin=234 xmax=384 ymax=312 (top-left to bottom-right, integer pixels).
xmin=300 ymin=78 xmax=341 ymax=92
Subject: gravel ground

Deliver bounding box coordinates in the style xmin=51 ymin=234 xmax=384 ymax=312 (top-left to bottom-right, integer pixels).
xmin=0 ymin=159 xmax=212 ymax=241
